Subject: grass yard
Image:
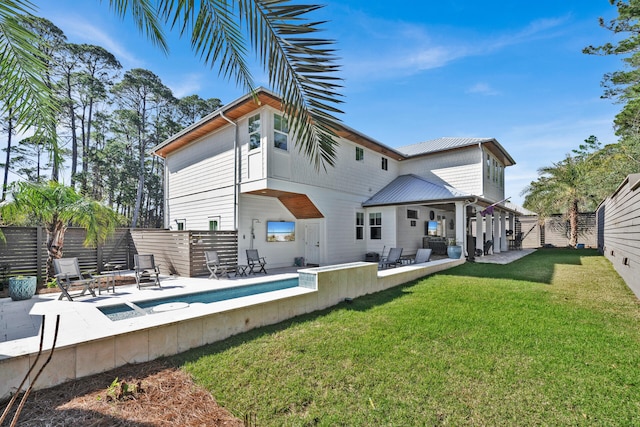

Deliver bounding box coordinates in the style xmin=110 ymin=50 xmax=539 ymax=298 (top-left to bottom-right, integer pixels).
xmin=172 ymin=249 xmax=640 ymax=426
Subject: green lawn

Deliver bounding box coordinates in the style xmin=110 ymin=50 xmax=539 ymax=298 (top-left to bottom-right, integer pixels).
xmin=172 ymin=249 xmax=640 ymax=426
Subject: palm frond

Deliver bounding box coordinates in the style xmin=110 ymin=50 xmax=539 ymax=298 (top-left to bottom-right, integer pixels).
xmin=248 ymin=0 xmax=344 ymax=170
xmin=105 ymin=0 xmax=168 ymax=52
xmin=0 ymin=5 xmax=58 ymax=136
xmin=158 ymin=0 xmax=253 ymax=91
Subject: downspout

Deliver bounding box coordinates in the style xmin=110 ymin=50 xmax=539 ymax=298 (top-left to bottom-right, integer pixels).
xmin=478 ymin=141 xmax=484 ymax=197
xmin=220 ymin=112 xmax=238 ymax=231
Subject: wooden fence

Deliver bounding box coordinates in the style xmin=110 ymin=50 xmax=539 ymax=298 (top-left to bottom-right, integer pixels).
xmin=0 ymin=227 xmax=239 ymax=284
xmin=130 ymin=229 xmax=238 ymax=277
xmin=596 ymin=173 xmax=640 ymax=298
xmin=516 ymin=213 xmax=596 ymax=249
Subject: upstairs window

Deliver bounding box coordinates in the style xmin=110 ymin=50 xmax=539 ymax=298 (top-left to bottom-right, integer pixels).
xmin=381 ymin=157 xmax=388 ymax=170
xmin=274 ymin=113 xmax=289 ymax=151
xmin=407 ymin=209 xmax=418 ymax=219
xmin=209 ymin=220 xmax=218 ymax=231
xmin=356 ymin=147 xmax=364 ymax=161
xmin=248 ymin=114 xmax=261 ymax=150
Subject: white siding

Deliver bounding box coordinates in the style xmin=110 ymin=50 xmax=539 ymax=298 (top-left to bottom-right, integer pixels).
xmin=395 ymin=206 xmax=431 ymax=256
xmin=482 ymin=150 xmax=505 ymax=201
xmin=165 ymin=125 xmax=237 ymax=230
xmin=400 ymin=148 xmax=483 ymax=195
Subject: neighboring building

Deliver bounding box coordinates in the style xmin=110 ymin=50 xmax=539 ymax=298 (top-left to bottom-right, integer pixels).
xmin=152 ymin=88 xmax=519 ymax=268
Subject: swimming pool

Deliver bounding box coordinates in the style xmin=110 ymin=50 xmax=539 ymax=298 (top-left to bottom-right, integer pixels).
xmin=99 ymin=278 xmax=299 ymax=321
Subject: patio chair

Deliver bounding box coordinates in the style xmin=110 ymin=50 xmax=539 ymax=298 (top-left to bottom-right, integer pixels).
xmin=53 ymin=257 xmax=97 ymax=301
xmin=205 ymin=251 xmax=228 ymax=279
xmin=134 ymin=254 xmax=161 ymax=289
xmin=246 ymin=249 xmax=267 ymax=274
xmin=379 ymin=247 xmax=403 ymax=269
xmin=412 ymin=248 xmax=432 ymax=264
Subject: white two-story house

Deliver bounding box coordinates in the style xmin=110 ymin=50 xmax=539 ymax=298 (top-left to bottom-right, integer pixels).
xmin=152 ymin=88 xmax=518 ymax=267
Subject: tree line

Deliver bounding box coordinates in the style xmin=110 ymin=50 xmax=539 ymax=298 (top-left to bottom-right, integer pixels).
xmin=523 ymin=1 xmax=640 ymax=247
xmin=0 ymin=16 xmax=222 ymax=228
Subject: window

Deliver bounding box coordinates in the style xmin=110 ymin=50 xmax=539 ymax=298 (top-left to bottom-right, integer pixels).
xmin=176 ymin=221 xmax=185 ymax=231
xmin=407 ymin=209 xmax=418 ymax=219
xmin=209 ymin=220 xmax=218 ymax=231
xmin=381 ymin=157 xmax=388 ymax=170
xmin=274 ymin=113 xmax=288 ymax=150
xmin=486 ymin=154 xmax=491 ymax=179
xmin=369 ymin=212 xmax=382 ymax=240
xmin=248 ymin=114 xmax=261 ymax=150
xmin=356 ymin=212 xmax=364 ymax=240
xmin=356 ymin=147 xmax=364 ymax=161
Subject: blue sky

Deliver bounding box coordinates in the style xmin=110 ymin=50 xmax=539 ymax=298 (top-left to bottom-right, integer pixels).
xmin=36 ymin=1 xmax=622 ymax=206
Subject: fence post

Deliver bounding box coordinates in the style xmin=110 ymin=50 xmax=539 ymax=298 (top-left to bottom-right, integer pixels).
xmin=36 ymin=227 xmax=44 ymax=283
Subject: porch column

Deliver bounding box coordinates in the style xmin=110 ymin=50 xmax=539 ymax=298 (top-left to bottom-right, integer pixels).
xmin=455 ymin=201 xmax=465 ymax=248
xmin=509 ymin=213 xmax=514 ymax=235
xmin=476 ymin=209 xmax=484 ymax=256
xmin=493 ymin=212 xmax=501 ymax=253
xmin=486 ymin=214 xmax=493 ymax=254
xmin=500 ymin=211 xmax=508 ymax=252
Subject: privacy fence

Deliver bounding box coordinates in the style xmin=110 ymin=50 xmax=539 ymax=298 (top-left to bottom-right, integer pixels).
xmin=518 ymin=213 xmax=597 ymax=249
xmin=0 ymin=227 xmax=238 ymax=284
xmin=596 ymin=173 xmax=640 ymax=297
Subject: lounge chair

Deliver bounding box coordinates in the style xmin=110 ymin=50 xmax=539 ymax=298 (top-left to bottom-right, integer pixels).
xmin=412 ymin=248 xmax=432 ymax=264
xmin=134 ymin=254 xmax=161 ymax=289
xmin=246 ymin=249 xmax=267 ymax=274
xmin=53 ymin=257 xmax=97 ymax=301
xmin=205 ymin=251 xmax=228 ymax=279
xmin=379 ymin=247 xmax=403 ymax=269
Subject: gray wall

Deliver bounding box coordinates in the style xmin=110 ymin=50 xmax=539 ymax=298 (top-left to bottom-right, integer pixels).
xmin=597 ymin=173 xmax=640 ymax=299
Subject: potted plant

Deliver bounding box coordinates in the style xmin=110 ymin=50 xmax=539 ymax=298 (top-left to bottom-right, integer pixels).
xmin=447 ymin=238 xmax=463 ymax=259
xmin=8 ymin=275 xmax=37 ymax=301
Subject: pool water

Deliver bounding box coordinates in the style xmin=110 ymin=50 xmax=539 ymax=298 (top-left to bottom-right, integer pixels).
xmin=99 ymin=278 xmax=299 ymax=321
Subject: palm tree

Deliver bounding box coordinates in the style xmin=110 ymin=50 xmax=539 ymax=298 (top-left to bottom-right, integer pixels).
xmin=522 ymin=155 xmax=594 ymax=248
xmin=0 ymin=0 xmax=343 ymax=170
xmin=0 ymin=181 xmax=121 ymax=281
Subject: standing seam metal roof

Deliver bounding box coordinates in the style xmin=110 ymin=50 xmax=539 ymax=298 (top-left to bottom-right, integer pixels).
xmin=397 ymin=137 xmax=495 ymax=156
xmin=362 ymin=174 xmax=472 ymax=207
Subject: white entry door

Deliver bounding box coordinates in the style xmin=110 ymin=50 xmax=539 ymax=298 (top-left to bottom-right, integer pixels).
xmin=305 ymin=223 xmax=320 ymax=266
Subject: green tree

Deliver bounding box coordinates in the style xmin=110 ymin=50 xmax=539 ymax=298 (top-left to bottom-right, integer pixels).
xmin=584 ymin=0 xmax=640 ymax=137
xmin=0 ymin=181 xmax=121 ymax=281
xmin=522 ymin=141 xmax=601 ymax=247
xmin=1 ymin=0 xmax=343 ymax=170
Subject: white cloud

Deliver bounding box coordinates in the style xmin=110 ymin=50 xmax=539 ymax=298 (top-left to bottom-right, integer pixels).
xmin=168 ymin=73 xmax=203 ymax=98
xmin=341 ymin=14 xmax=569 ymax=82
xmin=54 ymin=17 xmax=142 ymax=67
xmin=466 ymin=83 xmax=500 ymax=96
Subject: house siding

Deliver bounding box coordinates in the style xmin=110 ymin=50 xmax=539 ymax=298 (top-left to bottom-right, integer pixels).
xmin=400 ymin=148 xmax=483 ymax=196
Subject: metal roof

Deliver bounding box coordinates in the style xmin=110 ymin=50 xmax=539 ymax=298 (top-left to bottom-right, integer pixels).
xmin=397 ymin=137 xmax=516 ymax=166
xmin=362 ymin=174 xmax=472 ymax=207
xmin=398 ymin=137 xmax=493 ymax=156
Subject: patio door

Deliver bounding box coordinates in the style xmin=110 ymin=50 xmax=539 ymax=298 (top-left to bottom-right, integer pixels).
xmin=305 ymin=223 xmax=320 ymax=266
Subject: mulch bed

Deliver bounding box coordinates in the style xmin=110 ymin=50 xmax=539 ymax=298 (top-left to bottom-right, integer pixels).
xmin=0 ymin=360 xmax=242 ymax=427
xmin=2 ymin=277 xmax=243 ymax=426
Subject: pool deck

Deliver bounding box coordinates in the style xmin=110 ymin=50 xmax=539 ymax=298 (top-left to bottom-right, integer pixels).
xmin=1 ymin=267 xmax=302 ymax=351
xmin=1 ymin=258 xmax=468 ymax=400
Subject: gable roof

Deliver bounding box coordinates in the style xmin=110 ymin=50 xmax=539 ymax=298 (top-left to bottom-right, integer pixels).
xmin=152 ymin=87 xmax=405 ymax=159
xmin=397 ymin=137 xmax=516 ymax=166
xmin=362 ymin=174 xmax=473 ymax=207
xmin=153 ymin=89 xmax=515 ymax=168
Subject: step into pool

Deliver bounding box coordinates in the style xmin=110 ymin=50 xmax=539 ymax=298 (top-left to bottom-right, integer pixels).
xmin=99 ymin=278 xmax=299 ymax=321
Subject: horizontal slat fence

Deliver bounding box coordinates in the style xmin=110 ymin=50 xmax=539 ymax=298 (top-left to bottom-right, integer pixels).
xmin=597 ymin=173 xmax=640 ymax=297
xmin=0 ymin=227 xmax=135 ymax=284
xmin=1 ymin=227 xmax=239 ymax=283
xmin=130 ymin=230 xmax=238 ymax=277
